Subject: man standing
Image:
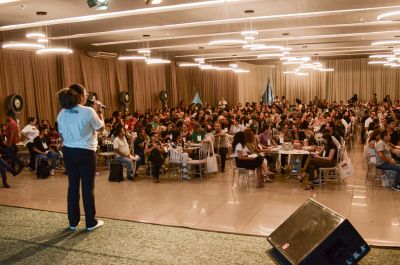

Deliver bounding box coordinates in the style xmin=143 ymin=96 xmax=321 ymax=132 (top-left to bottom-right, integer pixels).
xmin=213 ymin=122 xmax=229 ymax=172
xmin=5 ymin=112 xmax=22 ymax=173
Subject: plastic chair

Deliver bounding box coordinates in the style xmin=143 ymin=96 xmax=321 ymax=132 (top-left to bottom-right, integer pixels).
xmin=230 ymin=156 xmax=257 ymax=189
xmin=187 ymin=145 xmax=208 ymax=180
xmin=317 ymin=145 xmax=345 ymax=186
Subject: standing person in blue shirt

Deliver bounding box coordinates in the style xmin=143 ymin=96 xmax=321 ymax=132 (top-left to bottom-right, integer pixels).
xmin=57 ymin=84 xmax=105 ymax=231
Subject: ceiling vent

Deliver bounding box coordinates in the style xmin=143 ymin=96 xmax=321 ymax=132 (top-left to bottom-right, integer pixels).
xmin=87 ymin=51 xmax=118 ymax=58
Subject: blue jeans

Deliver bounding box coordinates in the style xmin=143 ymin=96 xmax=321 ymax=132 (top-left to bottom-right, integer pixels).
xmin=377 ymin=162 xmax=400 ymax=186
xmin=36 ymin=151 xmax=58 ymax=169
xmin=116 ymin=156 xmax=133 ymax=178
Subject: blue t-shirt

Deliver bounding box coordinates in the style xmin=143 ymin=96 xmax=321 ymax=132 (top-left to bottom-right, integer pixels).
xmin=57 ymin=105 xmax=104 ymax=151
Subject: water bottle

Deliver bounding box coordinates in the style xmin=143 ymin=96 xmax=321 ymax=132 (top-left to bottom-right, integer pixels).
xmin=292 ymin=157 xmax=299 ymax=173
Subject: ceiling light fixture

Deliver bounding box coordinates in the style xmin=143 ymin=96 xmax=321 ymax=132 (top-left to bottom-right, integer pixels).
xmin=209 ymin=39 xmax=247 ymax=46
xmin=229 ymin=63 xmax=238 ymax=68
xmin=2 ymin=42 xmax=45 ymax=50
xmin=257 ymin=53 xmax=284 ymax=58
xmin=369 ymin=54 xmax=394 ymax=58
xmin=36 ymin=47 xmax=73 ymax=55
xmin=368 ymin=61 xmax=387 ymax=64
xmin=243 ymin=44 xmax=265 ymax=49
xmin=0 ymin=0 xmax=20 ymax=4
xmin=145 ymin=0 xmax=163 ymax=4
xmin=241 ymin=30 xmax=258 ymax=36
xmin=138 ymin=48 xmax=151 ymax=54
xmin=145 ymin=58 xmax=171 ymax=64
xmin=1 ymin=0 xmax=242 ymax=31
xmin=377 ymin=10 xmax=400 ymax=21
xmin=37 ymin=38 xmax=49 ymax=43
xmin=233 ymin=69 xmax=250 ymax=73
xmin=250 ymin=45 xmax=284 ymax=51
xmin=118 ymin=56 xmax=147 ymax=60
xmin=282 ymin=61 xmax=302 ymax=65
xmin=371 ymin=40 xmax=400 ymax=46
xmin=216 ymin=67 xmax=234 ymax=71
xmin=179 ymin=63 xmax=200 ymax=67
xmin=26 ymin=32 xmax=46 ymax=39
xmin=319 ymin=68 xmax=334 ymax=72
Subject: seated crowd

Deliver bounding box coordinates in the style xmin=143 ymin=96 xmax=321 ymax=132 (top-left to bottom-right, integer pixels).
xmin=1 ymin=94 xmax=400 ymax=191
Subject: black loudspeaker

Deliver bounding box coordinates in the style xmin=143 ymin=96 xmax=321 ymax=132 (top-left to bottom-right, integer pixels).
xmin=267 ymin=199 xmax=370 ymax=265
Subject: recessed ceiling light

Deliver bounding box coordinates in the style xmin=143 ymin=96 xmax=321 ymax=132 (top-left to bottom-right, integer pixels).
xmin=149 ymin=0 xmax=163 ymax=4
xmin=229 ymin=63 xmax=238 ymax=68
xmin=26 ymin=32 xmax=46 ymax=39
xmin=371 ymin=40 xmax=400 ymax=46
xmin=319 ymin=68 xmax=334 ymax=72
xmin=36 ymin=47 xmax=73 ymax=55
xmin=209 ymin=39 xmax=247 ymax=46
xmin=2 ymin=42 xmax=45 ymax=50
xmin=37 ymin=38 xmax=49 ymax=43
xmin=118 ymin=56 xmax=146 ymax=60
xmin=36 ymin=11 xmax=47 ymax=16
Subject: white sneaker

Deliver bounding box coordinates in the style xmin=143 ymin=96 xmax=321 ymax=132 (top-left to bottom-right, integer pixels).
xmin=87 ymin=220 xmax=104 ymax=231
xmin=50 ymin=170 xmax=55 ymax=176
xmin=182 ymin=174 xmax=191 ymax=180
xmin=70 ymin=221 xmax=81 ymax=231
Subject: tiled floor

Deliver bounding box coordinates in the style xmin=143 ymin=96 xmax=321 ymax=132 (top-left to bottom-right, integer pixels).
xmin=1 ymin=143 xmax=399 ymax=247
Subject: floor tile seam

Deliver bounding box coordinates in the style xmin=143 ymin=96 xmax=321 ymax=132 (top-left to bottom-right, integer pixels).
xmin=190 ymin=200 xmax=231 ymax=228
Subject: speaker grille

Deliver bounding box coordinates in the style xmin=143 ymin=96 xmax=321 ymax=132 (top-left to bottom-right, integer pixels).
xmin=268 ymin=199 xmax=344 ymax=264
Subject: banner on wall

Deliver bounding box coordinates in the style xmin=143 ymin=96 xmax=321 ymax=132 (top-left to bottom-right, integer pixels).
xmin=262 ymin=79 xmax=274 ymax=104
xmin=192 ymin=91 xmax=203 ymax=105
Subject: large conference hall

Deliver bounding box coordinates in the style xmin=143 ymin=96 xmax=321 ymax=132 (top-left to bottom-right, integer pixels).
xmin=1 ymin=0 xmax=400 ymax=264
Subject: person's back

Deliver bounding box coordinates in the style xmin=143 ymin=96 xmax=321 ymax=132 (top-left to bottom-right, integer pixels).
xmin=57 ymin=105 xmax=99 ymax=151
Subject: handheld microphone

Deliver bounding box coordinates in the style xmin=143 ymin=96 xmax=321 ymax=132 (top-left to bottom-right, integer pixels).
xmin=88 ymin=99 xmax=108 ymax=110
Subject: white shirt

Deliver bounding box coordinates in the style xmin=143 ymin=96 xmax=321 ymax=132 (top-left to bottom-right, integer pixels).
xmin=233 ymin=143 xmax=250 ymax=158
xmin=113 ymin=136 xmax=130 ymax=156
xmin=57 ymin=105 xmax=104 ymax=151
xmin=230 ymin=124 xmax=245 ymax=135
xmin=364 ymin=117 xmax=373 ymax=129
xmin=21 ymin=124 xmax=39 ymax=145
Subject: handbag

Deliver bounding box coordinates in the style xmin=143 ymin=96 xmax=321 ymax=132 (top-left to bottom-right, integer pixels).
xmin=338 ymin=148 xmax=353 ymax=179
xmin=206 ymin=141 xmax=218 ymax=173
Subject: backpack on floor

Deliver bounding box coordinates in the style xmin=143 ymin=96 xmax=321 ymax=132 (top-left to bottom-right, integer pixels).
xmin=108 ymin=162 xmax=123 ymax=182
xmin=36 ymin=158 xmax=50 ymax=179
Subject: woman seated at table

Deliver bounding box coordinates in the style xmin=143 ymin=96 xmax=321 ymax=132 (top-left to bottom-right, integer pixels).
xmin=244 ymin=128 xmax=275 ymax=182
xmin=278 ymin=123 xmax=293 ymax=174
xmin=297 ymin=133 xmax=338 ymax=190
xmin=232 ymin=131 xmax=265 ymax=188
xmin=257 ymin=124 xmax=278 ymax=172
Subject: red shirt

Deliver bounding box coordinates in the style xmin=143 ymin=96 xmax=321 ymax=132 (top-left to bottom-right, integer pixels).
xmin=6 ymin=117 xmax=19 ymax=145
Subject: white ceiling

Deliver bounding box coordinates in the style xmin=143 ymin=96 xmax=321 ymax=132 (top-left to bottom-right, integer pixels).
xmin=1 ymin=0 xmax=400 ymax=63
